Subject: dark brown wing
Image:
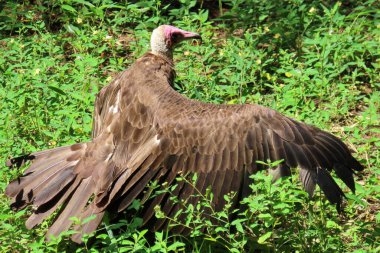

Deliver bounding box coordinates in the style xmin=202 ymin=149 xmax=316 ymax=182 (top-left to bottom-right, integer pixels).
xmin=92 ymin=73 xmax=123 ymax=139
xmin=4 ymin=75 xmax=124 ymax=241
xmin=89 ymin=53 xmax=178 ymax=212
xmin=132 ymin=97 xmax=363 ymax=228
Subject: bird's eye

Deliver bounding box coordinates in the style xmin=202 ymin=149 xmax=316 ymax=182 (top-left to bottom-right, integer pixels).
xmin=172 ymin=33 xmax=181 ymax=42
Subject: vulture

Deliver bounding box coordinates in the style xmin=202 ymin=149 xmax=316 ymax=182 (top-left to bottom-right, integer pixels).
xmin=5 ymin=25 xmax=364 ymax=243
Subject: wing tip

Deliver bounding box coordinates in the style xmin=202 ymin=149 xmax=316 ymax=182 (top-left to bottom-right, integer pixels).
xmin=352 ymin=158 xmax=364 ymax=172
xmin=5 ymin=155 xmax=35 ymax=169
xmin=315 ymin=167 xmax=346 ymax=210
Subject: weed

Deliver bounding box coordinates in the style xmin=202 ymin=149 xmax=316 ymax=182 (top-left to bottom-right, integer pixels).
xmin=0 ymin=0 xmax=379 ymax=252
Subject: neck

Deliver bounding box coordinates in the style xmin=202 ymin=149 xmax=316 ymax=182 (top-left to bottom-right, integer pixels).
xmin=137 ymin=53 xmax=176 ymax=89
xmin=150 ymin=29 xmax=173 ymax=60
xmin=151 ymin=49 xmax=173 ymax=61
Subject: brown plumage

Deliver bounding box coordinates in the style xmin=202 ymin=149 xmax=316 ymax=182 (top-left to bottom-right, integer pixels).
xmin=5 ymin=25 xmax=364 ymax=243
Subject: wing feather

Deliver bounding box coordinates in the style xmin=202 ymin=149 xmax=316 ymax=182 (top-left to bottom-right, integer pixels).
xmin=145 ymin=103 xmax=363 ymax=217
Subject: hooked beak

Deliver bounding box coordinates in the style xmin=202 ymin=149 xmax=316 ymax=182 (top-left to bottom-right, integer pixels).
xmin=182 ymin=31 xmax=202 ymax=43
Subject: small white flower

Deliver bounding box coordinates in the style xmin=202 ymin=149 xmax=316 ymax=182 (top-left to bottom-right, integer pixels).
xmin=106 ymin=76 xmax=112 ymax=82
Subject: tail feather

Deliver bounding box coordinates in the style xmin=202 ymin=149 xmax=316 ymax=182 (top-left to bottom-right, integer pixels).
xmin=5 ymin=134 xmax=164 ymax=243
xmin=47 ymin=177 xmax=94 ymax=240
xmin=5 ymin=145 xmax=75 ymax=169
xmin=5 ymin=143 xmax=89 ymax=234
xmin=334 ymin=163 xmax=355 ymax=193
xmin=23 ymin=144 xmax=85 ymax=174
xmin=299 ymin=166 xmax=346 ymax=211
xmin=315 ymin=167 xmax=345 ymax=211
xmin=5 ymin=144 xmax=85 ymax=198
xmin=23 ymin=161 xmax=76 ymax=201
xmin=34 ymin=168 xmax=76 ymax=206
xmin=299 ymin=168 xmax=316 ymax=197
xmin=26 ymin=178 xmax=81 ymax=229
xmin=6 ymin=159 xmax=66 ymax=198
xmin=7 ymin=161 xmax=77 ymax=211
xmin=352 ymin=158 xmax=364 ymax=172
xmin=24 ymin=155 xmax=68 ymax=175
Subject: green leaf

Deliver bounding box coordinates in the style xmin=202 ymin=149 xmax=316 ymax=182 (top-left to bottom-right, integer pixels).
xmin=167 ymin=241 xmax=185 ymax=251
xmin=82 ymin=214 xmax=96 ymax=224
xmin=48 ymin=86 xmax=66 ymax=95
xmin=61 ymin=5 xmax=77 ymax=13
xmin=65 ymin=24 xmax=80 ymax=34
xmin=258 ymin=231 xmax=272 ymax=244
xmin=326 ymin=220 xmax=341 ymax=229
xmin=231 ymin=219 xmax=244 ymax=233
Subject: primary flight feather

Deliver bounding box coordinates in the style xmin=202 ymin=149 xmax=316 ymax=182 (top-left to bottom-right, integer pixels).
xmin=5 ymin=25 xmax=364 ymax=243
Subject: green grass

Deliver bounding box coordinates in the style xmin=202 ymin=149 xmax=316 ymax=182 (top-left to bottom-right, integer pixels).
xmin=0 ymin=0 xmax=379 ymax=252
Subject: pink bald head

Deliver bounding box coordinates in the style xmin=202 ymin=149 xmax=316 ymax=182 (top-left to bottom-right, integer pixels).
xmin=150 ymin=25 xmax=201 ymax=59
xmin=162 ymin=25 xmax=201 ymax=47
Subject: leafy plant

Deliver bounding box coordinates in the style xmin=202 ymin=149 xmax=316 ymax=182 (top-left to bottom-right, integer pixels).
xmin=0 ymin=0 xmax=379 ymax=252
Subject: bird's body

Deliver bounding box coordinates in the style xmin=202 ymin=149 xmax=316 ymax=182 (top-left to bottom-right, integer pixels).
xmin=5 ymin=25 xmax=363 ymax=243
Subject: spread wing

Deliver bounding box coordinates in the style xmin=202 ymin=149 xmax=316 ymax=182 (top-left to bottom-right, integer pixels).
xmin=113 ymin=99 xmax=363 ymax=231
xmin=92 ymin=73 xmax=124 ymax=139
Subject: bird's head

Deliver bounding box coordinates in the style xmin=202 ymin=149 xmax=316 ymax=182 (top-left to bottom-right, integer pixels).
xmin=150 ymin=25 xmax=201 ymax=59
